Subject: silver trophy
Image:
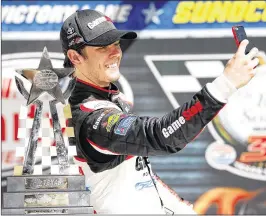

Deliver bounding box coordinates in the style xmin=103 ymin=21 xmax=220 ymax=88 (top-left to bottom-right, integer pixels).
xmin=2 ymin=47 xmax=93 ymax=215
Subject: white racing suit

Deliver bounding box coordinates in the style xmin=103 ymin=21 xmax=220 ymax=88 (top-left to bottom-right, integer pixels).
xmin=74 ymin=156 xmax=195 ymax=214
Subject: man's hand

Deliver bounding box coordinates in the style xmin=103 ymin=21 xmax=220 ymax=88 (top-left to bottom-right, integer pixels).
xmin=223 ymin=39 xmax=259 ymax=89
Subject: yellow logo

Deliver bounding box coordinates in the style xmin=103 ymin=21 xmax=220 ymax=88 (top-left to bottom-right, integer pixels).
xmin=106 ymin=114 xmax=120 ymax=132
xmin=172 ymin=1 xmax=266 ymax=24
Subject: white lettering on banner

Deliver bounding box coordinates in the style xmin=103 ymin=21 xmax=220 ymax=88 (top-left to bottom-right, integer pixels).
xmin=48 ymin=6 xmax=66 ymax=24
xmin=35 ymin=5 xmax=52 ymax=24
xmin=105 ymin=4 xmax=120 ymax=20
xmin=62 ymin=5 xmax=80 ymax=22
xmin=3 ymin=6 xmax=16 ymax=24
xmin=93 ymin=4 xmax=132 ymax=22
xmin=117 ymin=5 xmax=132 ymax=22
xmin=2 ymin=4 xmax=131 ymax=24
xmin=25 ymin=6 xmax=40 ymax=24
xmin=95 ymin=4 xmax=105 ymax=13
xmin=13 ymin=5 xmax=28 ymax=24
xmin=2 ymin=5 xmax=10 ymax=22
xmin=162 ymin=116 xmax=186 ymax=138
xmin=2 ymin=5 xmax=78 ymax=24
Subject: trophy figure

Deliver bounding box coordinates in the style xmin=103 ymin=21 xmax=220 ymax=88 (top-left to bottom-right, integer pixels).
xmin=2 ymin=47 xmax=93 ymax=215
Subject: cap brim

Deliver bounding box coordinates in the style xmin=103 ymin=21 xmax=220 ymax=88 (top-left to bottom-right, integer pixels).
xmin=84 ymin=29 xmax=137 ymax=47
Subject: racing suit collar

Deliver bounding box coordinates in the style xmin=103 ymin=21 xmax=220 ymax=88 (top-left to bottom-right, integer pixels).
xmin=77 ymin=78 xmax=119 ymax=94
xmin=74 ymin=78 xmax=119 ymax=100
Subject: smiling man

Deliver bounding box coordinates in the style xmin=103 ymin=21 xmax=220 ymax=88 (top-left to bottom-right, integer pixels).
xmin=60 ymin=9 xmax=260 ymax=214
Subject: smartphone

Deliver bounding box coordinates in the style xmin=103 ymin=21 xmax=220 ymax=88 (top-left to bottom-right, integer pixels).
xmin=232 ymin=25 xmax=251 ymax=54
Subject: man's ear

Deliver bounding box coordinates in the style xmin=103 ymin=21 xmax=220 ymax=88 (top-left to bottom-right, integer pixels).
xmin=67 ymin=49 xmax=84 ymax=66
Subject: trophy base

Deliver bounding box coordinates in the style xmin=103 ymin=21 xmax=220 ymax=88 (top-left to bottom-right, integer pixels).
xmin=3 ymin=191 xmax=91 ymax=208
xmin=2 ymin=206 xmax=93 ymax=215
xmin=7 ymin=175 xmax=86 ymax=192
xmin=3 ymin=174 xmax=93 ymax=215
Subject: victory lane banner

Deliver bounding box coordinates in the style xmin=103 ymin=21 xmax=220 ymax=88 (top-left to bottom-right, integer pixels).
xmin=2 ymin=0 xmax=266 ymax=39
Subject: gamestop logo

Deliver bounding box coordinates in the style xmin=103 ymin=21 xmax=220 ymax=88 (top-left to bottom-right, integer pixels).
xmin=87 ymin=16 xmax=107 ymax=29
xmin=183 ymin=101 xmax=203 ymax=120
xmin=162 ymin=116 xmax=186 ymax=138
xmin=162 ymin=101 xmax=203 ymax=138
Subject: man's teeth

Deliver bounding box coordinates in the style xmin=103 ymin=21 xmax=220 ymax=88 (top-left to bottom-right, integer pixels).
xmin=106 ymin=63 xmax=117 ymax=68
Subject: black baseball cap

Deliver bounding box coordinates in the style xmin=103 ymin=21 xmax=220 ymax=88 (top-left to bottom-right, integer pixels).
xmin=60 ymin=9 xmax=137 ymax=67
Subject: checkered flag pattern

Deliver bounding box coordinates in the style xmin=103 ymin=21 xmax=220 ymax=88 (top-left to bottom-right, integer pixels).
xmin=15 ymin=104 xmax=79 ymax=175
xmin=145 ymin=54 xmax=231 ymax=107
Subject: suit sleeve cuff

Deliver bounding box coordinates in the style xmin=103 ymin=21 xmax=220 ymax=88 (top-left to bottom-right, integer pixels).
xmin=206 ymin=74 xmax=237 ymax=103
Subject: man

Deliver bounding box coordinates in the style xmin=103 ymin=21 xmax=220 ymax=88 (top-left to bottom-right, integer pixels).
xmin=60 ymin=9 xmax=259 ymax=214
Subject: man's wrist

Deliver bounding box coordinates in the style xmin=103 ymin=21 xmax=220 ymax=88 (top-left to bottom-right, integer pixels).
xmin=206 ymin=74 xmax=237 ymax=103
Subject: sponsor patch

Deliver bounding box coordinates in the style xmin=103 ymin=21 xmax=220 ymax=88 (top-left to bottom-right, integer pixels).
xmin=106 ymin=114 xmax=121 ymax=132
xmin=81 ymin=100 xmax=121 ymax=112
xmin=114 ymin=116 xmax=136 ymax=136
xmin=67 ymin=27 xmax=75 ymax=35
xmin=135 ymin=180 xmax=154 ymax=191
xmin=93 ymin=113 xmax=105 ymax=130
xmin=93 ymin=109 xmax=112 ymax=130
xmin=68 ymin=37 xmax=84 ymax=47
xmin=67 ymin=32 xmax=78 ymax=39
xmin=87 ymin=17 xmax=106 ymax=29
